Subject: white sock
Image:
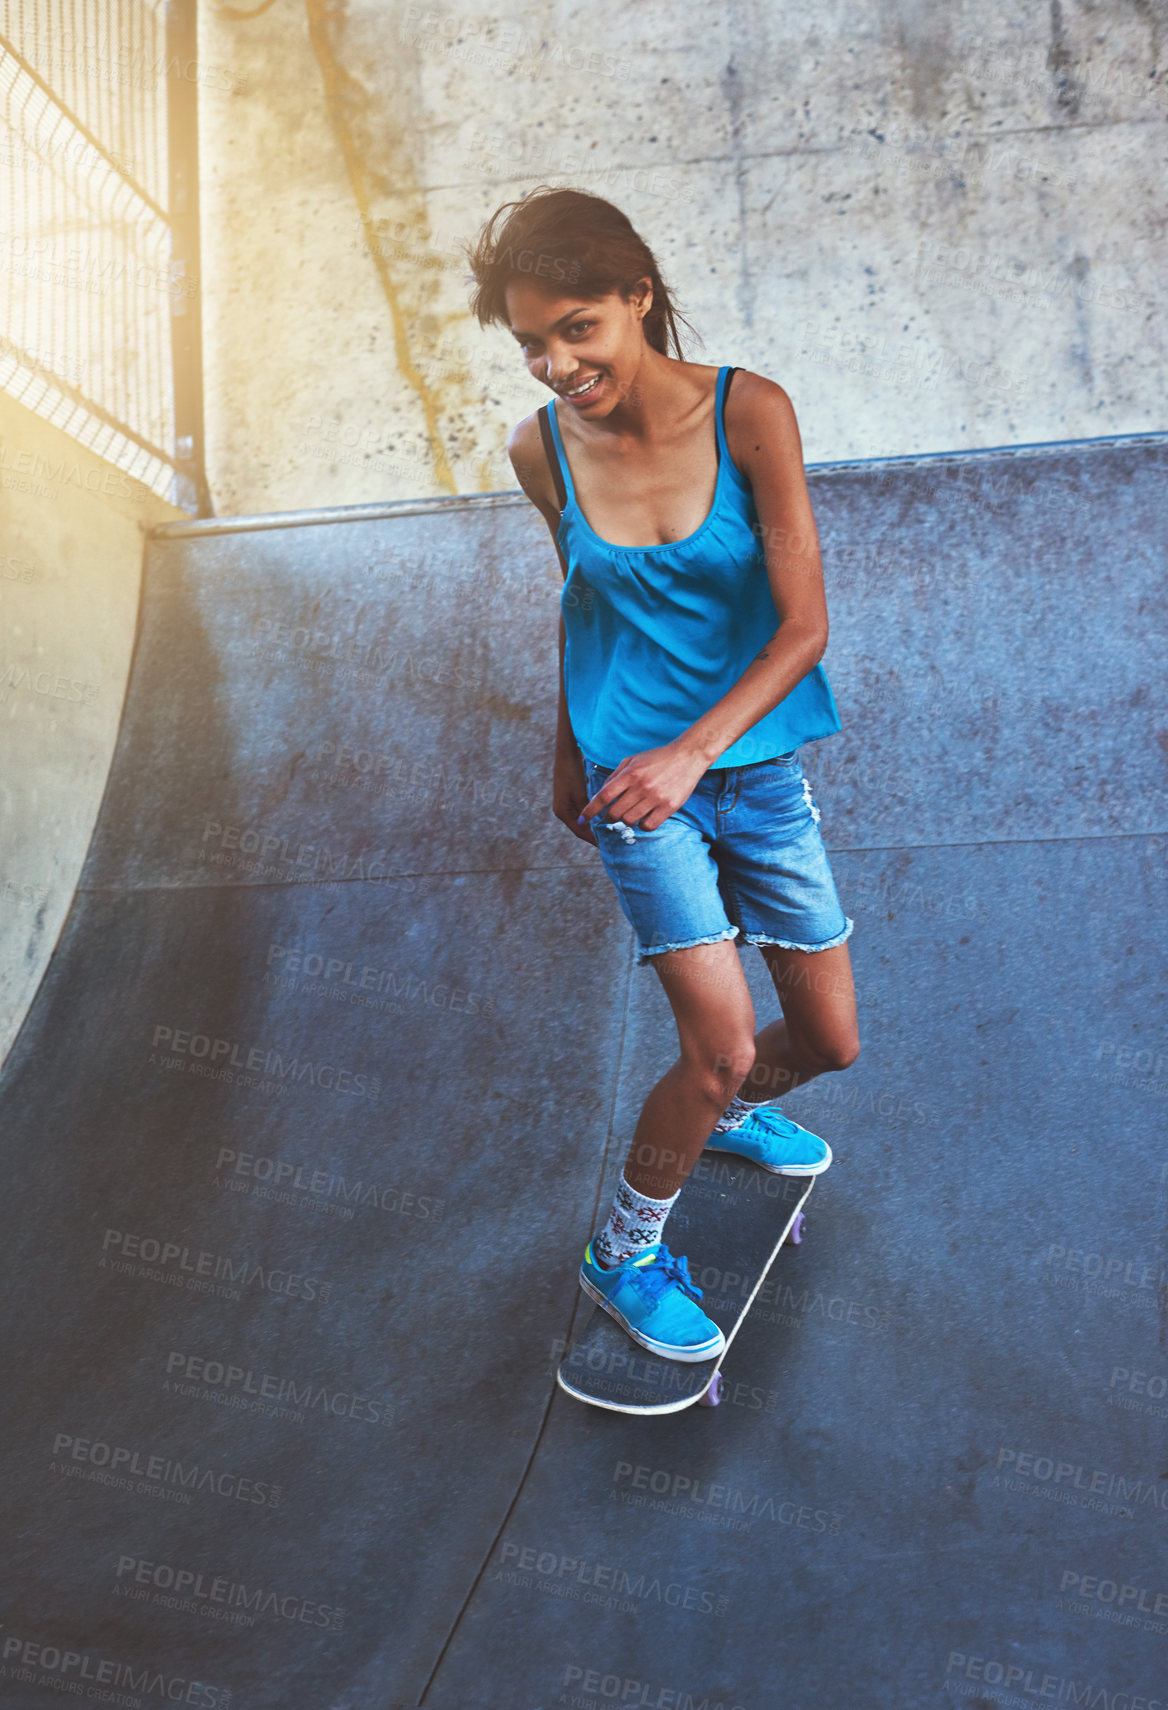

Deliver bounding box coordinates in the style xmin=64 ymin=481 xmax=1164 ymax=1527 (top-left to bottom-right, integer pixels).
xmin=592 ymin=1173 xmax=680 ymax=1269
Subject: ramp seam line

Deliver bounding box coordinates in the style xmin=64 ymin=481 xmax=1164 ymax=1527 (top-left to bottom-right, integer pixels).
xmin=415 ymin=935 xmax=637 ymax=1704
xmin=75 ymin=825 xmax=1168 ymax=896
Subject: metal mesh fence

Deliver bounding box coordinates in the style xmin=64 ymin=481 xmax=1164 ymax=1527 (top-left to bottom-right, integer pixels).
xmin=0 ymin=0 xmax=203 ymax=509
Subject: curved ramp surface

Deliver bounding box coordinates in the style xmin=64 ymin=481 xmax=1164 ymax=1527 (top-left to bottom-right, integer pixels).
xmin=0 ymin=437 xmax=1164 ymax=1709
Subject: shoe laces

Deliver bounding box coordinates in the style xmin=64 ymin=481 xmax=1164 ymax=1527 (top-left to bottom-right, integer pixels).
xmin=743 ymin=1103 xmax=798 ymax=1141
xmin=637 ymin=1245 xmax=703 ymax=1304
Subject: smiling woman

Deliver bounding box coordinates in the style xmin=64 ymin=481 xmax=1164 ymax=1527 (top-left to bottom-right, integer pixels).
xmin=464 ymin=187 xmax=859 ymax=1369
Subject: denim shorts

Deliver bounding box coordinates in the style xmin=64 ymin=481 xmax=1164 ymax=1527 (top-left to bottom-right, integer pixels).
xmin=581 ymin=750 xmax=854 ymax=968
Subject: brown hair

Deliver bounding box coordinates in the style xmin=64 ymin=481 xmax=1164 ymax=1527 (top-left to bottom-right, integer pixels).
xmin=464 ymin=186 xmax=697 ymax=359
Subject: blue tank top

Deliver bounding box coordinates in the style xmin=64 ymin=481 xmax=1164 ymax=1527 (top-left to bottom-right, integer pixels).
xmin=541 ymin=365 xmax=842 ymax=769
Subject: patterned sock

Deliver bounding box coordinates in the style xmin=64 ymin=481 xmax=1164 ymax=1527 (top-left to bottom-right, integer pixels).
xmin=592 ymin=1173 xmax=681 ymax=1270
xmin=711 ymin=1093 xmax=759 ymax=1133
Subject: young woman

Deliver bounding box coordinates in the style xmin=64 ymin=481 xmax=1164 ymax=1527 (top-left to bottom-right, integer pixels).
xmin=467 ymin=188 xmax=859 ymax=1364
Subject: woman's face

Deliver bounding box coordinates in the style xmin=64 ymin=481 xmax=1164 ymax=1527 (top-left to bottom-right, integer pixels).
xmin=505 ymin=276 xmax=652 ymax=417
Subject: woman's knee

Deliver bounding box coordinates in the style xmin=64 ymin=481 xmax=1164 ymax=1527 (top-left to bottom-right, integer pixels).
xmin=800 ymin=1030 xmax=860 ymax=1073
xmin=685 ymin=1039 xmax=756 ymax=1102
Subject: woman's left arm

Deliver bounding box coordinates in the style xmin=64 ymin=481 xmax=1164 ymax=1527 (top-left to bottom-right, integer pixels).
xmin=581 ymin=375 xmax=829 ymax=832
xmin=681 ymin=373 xmax=829 ymax=765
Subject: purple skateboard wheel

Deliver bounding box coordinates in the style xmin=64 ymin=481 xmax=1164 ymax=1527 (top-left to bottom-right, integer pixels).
xmin=786 ymin=1210 xmax=805 ymax=1245
xmin=697 ymin=1370 xmax=725 ymax=1408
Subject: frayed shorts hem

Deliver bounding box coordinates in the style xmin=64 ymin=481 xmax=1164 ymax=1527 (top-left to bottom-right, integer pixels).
xmin=739 ymin=916 xmax=854 ymax=954
xmin=634 ymin=925 xmax=740 ymax=967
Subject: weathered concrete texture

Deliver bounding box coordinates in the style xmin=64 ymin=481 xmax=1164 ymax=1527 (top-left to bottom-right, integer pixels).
xmin=0 ymin=433 xmax=1164 ymax=1706
xmin=0 ymin=391 xmax=186 ymax=1070
xmin=78 ymin=495 xmax=577 ymax=892
xmin=0 ymin=870 xmax=629 ymax=1702
xmin=430 ymin=837 xmax=1168 ymax=1707
xmin=806 ymin=437 xmax=1168 ymax=845
xmin=197 ymin=0 xmax=1166 ymax=514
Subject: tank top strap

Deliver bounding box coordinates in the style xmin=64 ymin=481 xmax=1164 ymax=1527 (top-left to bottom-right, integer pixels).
xmin=715 ymin=364 xmax=738 ymax=467
xmin=542 ymin=370 xmax=738 ymax=518
xmin=540 ymin=400 xmax=575 ymax=513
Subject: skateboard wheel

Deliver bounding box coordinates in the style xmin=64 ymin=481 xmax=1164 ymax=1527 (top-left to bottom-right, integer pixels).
xmin=787 ymin=1211 xmax=805 ymax=1246
xmin=697 ymin=1371 xmax=724 ymax=1408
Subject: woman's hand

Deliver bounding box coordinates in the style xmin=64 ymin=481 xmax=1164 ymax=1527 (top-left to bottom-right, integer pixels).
xmin=580 ymin=742 xmax=709 ymax=833
xmin=553 ymin=750 xmax=599 ymax=844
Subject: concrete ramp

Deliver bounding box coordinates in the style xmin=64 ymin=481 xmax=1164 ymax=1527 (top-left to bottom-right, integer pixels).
xmin=0 ymin=435 xmax=1164 ymax=1709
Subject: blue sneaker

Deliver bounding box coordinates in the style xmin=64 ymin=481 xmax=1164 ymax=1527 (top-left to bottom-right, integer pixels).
xmin=579 ymin=1242 xmax=726 ymax=1363
xmin=705 ymin=1102 xmax=832 ymax=1175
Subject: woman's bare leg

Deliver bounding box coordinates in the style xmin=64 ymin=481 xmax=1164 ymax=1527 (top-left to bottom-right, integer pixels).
xmin=621 ymin=938 xmax=758 ymax=1201
xmin=734 ymin=941 xmax=860 ymax=1102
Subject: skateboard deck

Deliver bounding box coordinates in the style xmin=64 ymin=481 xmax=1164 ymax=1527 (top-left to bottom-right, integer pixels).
xmin=557 ymin=1155 xmax=816 ymax=1415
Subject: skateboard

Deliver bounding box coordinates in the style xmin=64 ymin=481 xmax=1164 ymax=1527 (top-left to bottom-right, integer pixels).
xmin=556 ymin=1154 xmax=815 ymax=1415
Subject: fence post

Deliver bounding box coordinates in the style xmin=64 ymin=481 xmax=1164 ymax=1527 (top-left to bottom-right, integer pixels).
xmin=166 ymin=0 xmax=213 ymax=517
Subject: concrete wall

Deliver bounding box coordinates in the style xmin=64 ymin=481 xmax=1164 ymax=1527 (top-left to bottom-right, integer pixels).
xmin=0 ymin=393 xmax=187 ymax=1066
xmin=196 ymin=0 xmax=1165 ymax=514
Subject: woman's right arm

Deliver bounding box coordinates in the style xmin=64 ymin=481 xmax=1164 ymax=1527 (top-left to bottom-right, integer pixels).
xmin=507 ymin=415 xmax=597 ymax=846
